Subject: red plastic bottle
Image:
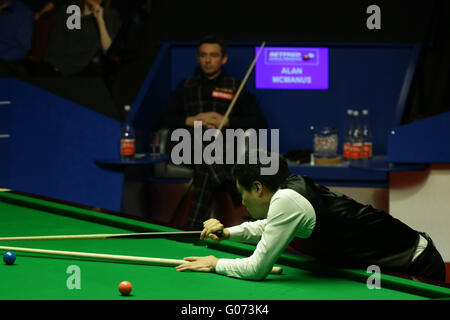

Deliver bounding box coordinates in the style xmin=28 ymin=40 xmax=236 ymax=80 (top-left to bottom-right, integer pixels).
xmin=362 ymin=109 xmax=373 ymax=159
xmin=343 ymin=108 xmax=354 ymax=159
xmin=349 ymin=109 xmax=363 ymax=161
xmin=120 ymin=105 xmax=135 ymax=161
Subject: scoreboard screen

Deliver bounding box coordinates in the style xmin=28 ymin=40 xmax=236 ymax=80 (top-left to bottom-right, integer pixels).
xmin=255 ymin=46 xmax=329 ymax=90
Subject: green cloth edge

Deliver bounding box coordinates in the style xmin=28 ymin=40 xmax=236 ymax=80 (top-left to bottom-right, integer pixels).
xmin=1 ymin=191 xmax=449 ymax=299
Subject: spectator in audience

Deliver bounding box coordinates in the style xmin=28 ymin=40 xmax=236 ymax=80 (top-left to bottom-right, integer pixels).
xmin=38 ymin=0 xmax=121 ymax=76
xmin=0 ymin=0 xmax=34 ymax=76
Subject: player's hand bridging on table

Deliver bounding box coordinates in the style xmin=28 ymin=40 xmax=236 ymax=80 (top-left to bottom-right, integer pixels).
xmin=176 ymin=220 xmax=229 ymax=273
xmin=200 ymin=219 xmax=230 ymax=241
xmin=176 ymin=255 xmax=219 ymax=273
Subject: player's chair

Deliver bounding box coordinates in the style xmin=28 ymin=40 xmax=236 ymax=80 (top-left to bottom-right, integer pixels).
xmin=152 ymin=128 xmax=193 ymax=179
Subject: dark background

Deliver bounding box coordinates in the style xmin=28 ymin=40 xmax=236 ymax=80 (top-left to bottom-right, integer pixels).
xmin=110 ymin=0 xmax=449 ymax=124
xmin=13 ymin=0 xmax=450 ymax=124
xmin=149 ymin=0 xmax=431 ymax=42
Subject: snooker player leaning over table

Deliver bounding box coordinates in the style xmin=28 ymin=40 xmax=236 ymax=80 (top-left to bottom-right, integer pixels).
xmin=176 ymin=150 xmax=446 ymax=282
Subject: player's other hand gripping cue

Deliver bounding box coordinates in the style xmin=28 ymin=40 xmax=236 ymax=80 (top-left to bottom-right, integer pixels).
xmin=176 ymin=219 xmax=230 ymax=273
xmin=200 ymin=219 xmax=230 ymax=242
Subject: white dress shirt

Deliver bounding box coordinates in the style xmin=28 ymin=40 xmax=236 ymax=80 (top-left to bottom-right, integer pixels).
xmin=214 ymin=188 xmax=428 ymax=280
xmin=215 ymin=188 xmax=316 ymax=280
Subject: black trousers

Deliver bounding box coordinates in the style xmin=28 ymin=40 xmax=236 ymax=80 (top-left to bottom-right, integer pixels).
xmin=407 ymin=232 xmax=446 ymax=282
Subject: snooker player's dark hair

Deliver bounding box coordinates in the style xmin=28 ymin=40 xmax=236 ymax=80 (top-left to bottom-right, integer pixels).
xmin=198 ymin=35 xmax=227 ymax=56
xmin=232 ymin=149 xmax=291 ymax=192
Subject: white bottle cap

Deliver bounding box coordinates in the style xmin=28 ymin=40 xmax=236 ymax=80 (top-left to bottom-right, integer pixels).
xmin=347 ymin=109 xmax=353 ymax=115
xmin=362 ymin=109 xmax=369 ymax=115
xmin=353 ymin=110 xmax=359 ymax=116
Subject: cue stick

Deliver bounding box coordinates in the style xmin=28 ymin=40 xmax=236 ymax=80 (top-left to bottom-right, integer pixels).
xmin=0 ymin=245 xmax=283 ymax=274
xmin=215 ymin=41 xmax=266 ymax=135
xmin=0 ymin=230 xmax=223 ymax=242
xmin=172 ymin=41 xmax=266 ymax=224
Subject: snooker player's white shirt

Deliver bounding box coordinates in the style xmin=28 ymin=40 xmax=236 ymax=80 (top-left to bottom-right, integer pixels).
xmin=215 ymin=188 xmax=316 ymax=280
xmin=214 ymin=188 xmax=428 ymax=280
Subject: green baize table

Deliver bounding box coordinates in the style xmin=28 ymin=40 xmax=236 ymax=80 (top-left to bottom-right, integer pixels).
xmin=0 ymin=191 xmax=449 ymax=300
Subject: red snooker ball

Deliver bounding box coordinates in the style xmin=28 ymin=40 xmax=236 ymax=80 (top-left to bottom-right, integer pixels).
xmin=118 ymin=281 xmax=132 ymax=296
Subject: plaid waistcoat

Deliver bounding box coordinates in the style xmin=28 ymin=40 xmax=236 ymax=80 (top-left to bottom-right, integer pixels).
xmin=181 ymin=72 xmax=240 ymax=116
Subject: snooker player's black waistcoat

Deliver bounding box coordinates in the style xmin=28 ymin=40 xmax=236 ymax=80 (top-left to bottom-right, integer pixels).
xmin=280 ymin=175 xmax=420 ymax=270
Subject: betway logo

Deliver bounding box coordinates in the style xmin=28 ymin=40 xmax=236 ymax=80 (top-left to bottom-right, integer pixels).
xmin=268 ymin=51 xmax=302 ymax=62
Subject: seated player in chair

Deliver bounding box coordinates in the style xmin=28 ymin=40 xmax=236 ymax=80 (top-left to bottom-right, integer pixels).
xmin=176 ymin=150 xmax=446 ymax=282
xmin=157 ymin=35 xmax=267 ymax=229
